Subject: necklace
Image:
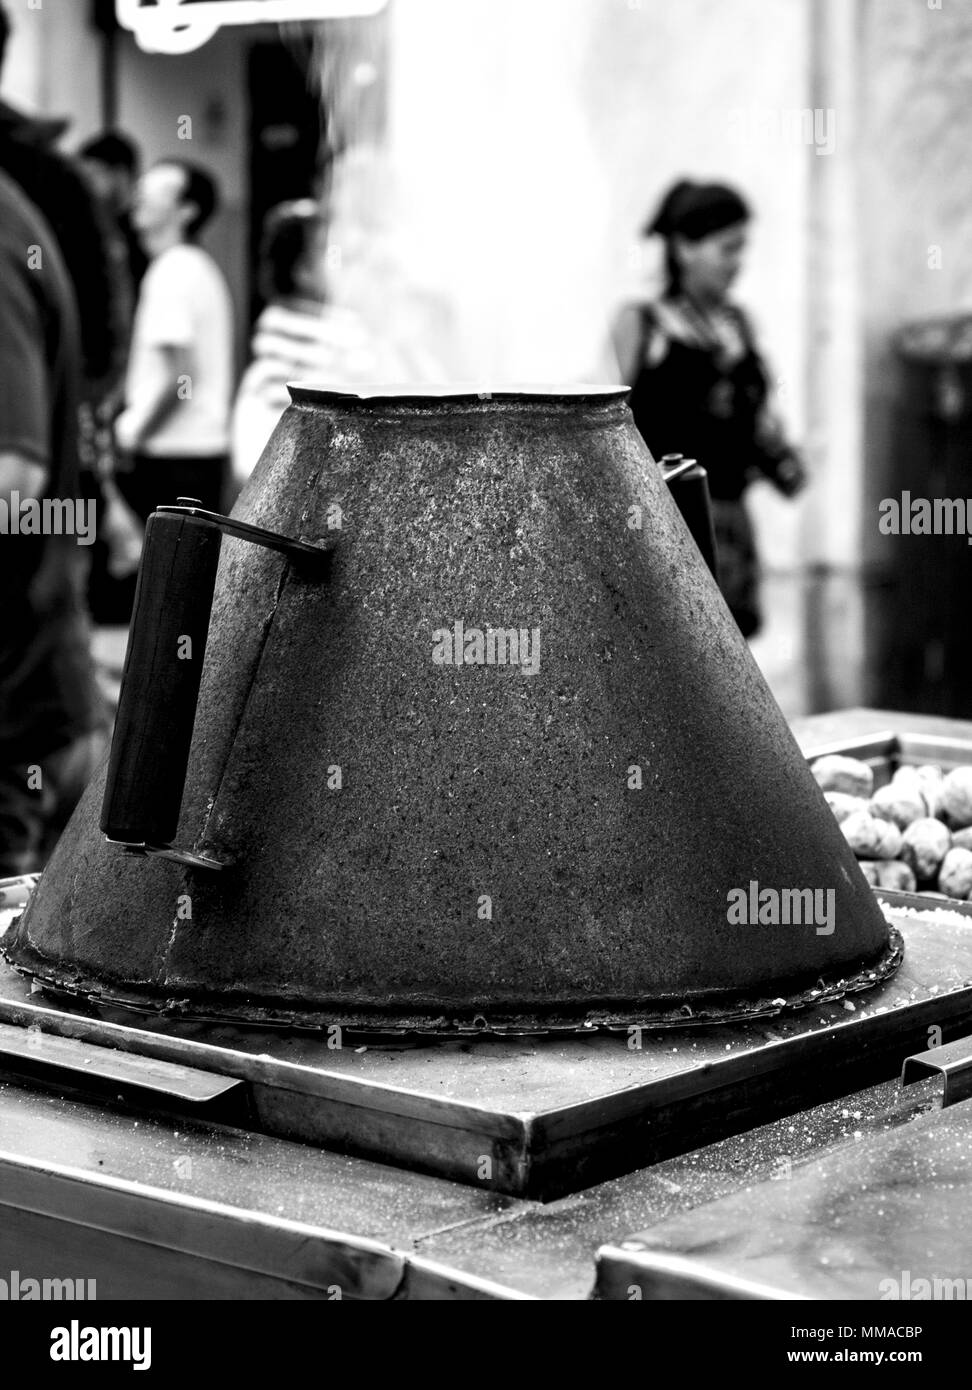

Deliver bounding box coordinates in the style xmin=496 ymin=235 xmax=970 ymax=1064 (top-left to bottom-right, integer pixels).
xmin=677 ymin=294 xmax=746 ymax=370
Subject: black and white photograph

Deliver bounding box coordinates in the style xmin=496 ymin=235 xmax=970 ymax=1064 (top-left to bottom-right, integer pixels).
xmin=0 ymin=0 xmax=969 ymax=1352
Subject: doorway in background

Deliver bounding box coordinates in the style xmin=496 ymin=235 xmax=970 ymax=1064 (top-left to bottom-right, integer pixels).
xmin=247 ymin=35 xmax=326 ymax=327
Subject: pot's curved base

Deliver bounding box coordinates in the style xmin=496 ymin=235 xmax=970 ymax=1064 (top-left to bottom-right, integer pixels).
xmin=1 ymin=928 xmax=904 ymax=1037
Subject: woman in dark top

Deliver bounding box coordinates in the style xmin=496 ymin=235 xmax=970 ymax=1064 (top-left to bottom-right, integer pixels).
xmin=613 ymin=180 xmax=805 ymax=637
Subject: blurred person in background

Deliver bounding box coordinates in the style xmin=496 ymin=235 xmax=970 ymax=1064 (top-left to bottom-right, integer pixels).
xmin=232 ymin=156 xmax=454 ymax=490
xmin=0 ymin=170 xmax=106 ymax=875
xmin=231 ymin=199 xmax=330 ymax=488
xmin=76 ymin=130 xmax=148 ymax=624
xmin=115 ymin=159 xmax=234 ymax=521
xmin=79 ymin=130 xmax=148 ymax=292
xmin=0 ymin=4 xmax=124 ymax=403
xmin=0 ymin=4 xmax=137 ymax=626
xmin=612 ymin=179 xmax=806 ymax=638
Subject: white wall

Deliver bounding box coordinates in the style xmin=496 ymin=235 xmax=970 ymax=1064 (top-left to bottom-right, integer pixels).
xmin=386 ymin=0 xmax=811 ymax=570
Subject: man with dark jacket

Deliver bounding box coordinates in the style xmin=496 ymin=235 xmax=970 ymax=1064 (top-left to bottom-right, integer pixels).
xmin=0 ymin=5 xmax=125 ymax=395
xmin=0 ymin=4 xmax=137 ymax=624
xmin=0 ymin=170 xmax=106 ymax=873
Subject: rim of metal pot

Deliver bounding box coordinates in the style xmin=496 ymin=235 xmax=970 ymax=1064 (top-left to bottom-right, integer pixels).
xmin=287 ymin=382 xmax=632 ymax=409
xmin=0 ymin=927 xmax=904 ymax=1038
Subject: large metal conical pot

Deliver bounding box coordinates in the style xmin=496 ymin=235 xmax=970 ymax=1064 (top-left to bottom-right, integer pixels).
xmin=4 ymin=386 xmax=900 ymax=1029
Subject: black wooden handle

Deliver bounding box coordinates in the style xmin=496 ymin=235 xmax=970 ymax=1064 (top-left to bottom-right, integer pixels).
xmin=662 ymin=456 xmax=719 ymax=582
xmin=101 ymin=513 xmax=222 ymax=844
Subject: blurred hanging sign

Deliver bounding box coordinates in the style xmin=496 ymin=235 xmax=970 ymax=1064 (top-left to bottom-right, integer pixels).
xmin=116 ymin=0 xmax=386 ymax=54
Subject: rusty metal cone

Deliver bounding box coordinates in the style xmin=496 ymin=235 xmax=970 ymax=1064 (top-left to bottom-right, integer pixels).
xmin=4 ymin=387 xmax=900 ymax=1031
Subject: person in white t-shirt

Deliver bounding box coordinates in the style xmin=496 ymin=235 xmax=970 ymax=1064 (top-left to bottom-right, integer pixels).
xmin=115 ymin=159 xmax=233 ymax=521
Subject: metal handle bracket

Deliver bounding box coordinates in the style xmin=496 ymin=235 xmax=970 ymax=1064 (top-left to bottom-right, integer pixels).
xmin=156 ymin=502 xmax=336 ymax=572
xmin=102 ymin=500 xmax=336 ymax=874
